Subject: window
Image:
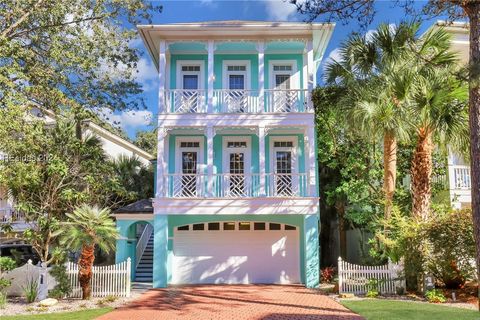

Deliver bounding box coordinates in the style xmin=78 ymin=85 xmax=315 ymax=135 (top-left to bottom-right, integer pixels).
xmin=274 ymin=141 xmax=293 ymax=148
xmin=270 ymin=223 xmax=281 ymax=230
xmin=192 ymin=223 xmax=205 ymax=231
xmin=223 ymin=222 xmax=236 ymax=230
xmin=227 ymin=65 xmax=246 ymax=71
xmin=229 ymin=75 xmax=245 ymax=90
xmin=254 ymin=222 xmax=266 ymax=230
xmin=180 ymin=142 xmax=200 ymax=148
xmin=239 ymin=222 xmax=250 ymax=230
xmin=227 ymin=141 xmax=247 ymax=148
xmin=273 ymin=65 xmax=292 ymax=71
xmin=182 ymin=75 xmax=199 ymax=90
xmin=182 ymin=66 xmax=200 ymax=72
xmin=178 ymin=225 xmax=189 ymax=231
xmin=285 ymin=225 xmax=296 ymax=230
xmin=208 ymin=222 xmax=220 ymax=231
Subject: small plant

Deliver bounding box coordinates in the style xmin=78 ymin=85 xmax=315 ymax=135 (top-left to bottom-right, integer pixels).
xmin=48 ymin=263 xmax=72 ymax=299
xmin=320 ymin=267 xmax=336 ymax=283
xmin=425 ymin=289 xmax=446 ymax=303
xmin=22 ymin=277 xmax=39 ymax=303
xmin=96 ymin=295 xmax=118 ymax=306
xmin=0 ymin=256 xmax=16 ymax=309
xmin=0 ymin=292 xmax=7 ymax=309
xmin=25 ymin=306 xmax=36 ymax=312
xmin=366 ymin=290 xmax=379 ymax=298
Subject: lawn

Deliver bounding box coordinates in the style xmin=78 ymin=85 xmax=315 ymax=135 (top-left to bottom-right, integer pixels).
xmin=341 ymin=300 xmax=480 ymax=320
xmin=1 ymin=308 xmax=113 ymax=320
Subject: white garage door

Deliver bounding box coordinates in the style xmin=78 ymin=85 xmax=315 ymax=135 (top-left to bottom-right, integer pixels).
xmin=172 ymin=221 xmax=300 ymax=284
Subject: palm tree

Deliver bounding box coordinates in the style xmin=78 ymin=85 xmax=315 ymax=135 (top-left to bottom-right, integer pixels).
xmin=61 ymin=205 xmax=118 ymax=299
xmin=325 ymin=22 xmax=419 ymax=218
xmin=410 ymin=67 xmax=469 ymax=220
xmin=111 ymin=155 xmax=154 ymax=202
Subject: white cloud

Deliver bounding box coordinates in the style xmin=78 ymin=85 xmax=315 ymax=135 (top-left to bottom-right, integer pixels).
xmin=263 ymin=0 xmax=298 ymax=21
xmin=365 ymin=23 xmax=396 ymax=42
xmin=321 ymin=47 xmax=341 ymax=73
xmin=97 ymin=108 xmax=153 ymax=130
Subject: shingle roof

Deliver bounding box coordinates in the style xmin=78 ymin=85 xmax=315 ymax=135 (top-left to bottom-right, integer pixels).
xmin=114 ymin=199 xmax=153 ymax=214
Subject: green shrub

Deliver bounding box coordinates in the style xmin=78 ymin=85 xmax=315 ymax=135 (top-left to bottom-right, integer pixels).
xmin=0 ymin=292 xmax=7 ymax=309
xmin=48 ymin=264 xmax=72 ymax=299
xmin=366 ymin=290 xmax=379 ymax=298
xmin=22 ymin=277 xmax=39 ymax=303
xmin=425 ymin=289 xmax=446 ymax=303
xmin=0 ymin=257 xmax=16 ymax=272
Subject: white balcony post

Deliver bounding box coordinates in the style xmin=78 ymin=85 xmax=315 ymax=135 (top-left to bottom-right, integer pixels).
xmin=306 ymin=40 xmax=314 ymax=110
xmin=306 ymin=125 xmax=316 ymax=196
xmin=158 ymin=40 xmax=167 ymax=114
xmin=258 ymin=125 xmax=266 ymax=196
xmin=207 ymin=40 xmax=215 ymax=113
xmin=206 ymin=126 xmax=214 ymax=197
xmin=156 ymin=130 xmax=167 ymax=197
xmin=257 ymin=41 xmax=265 ymax=113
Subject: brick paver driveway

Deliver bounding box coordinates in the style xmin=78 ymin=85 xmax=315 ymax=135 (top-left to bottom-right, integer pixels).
xmin=97 ymin=285 xmax=363 ymax=320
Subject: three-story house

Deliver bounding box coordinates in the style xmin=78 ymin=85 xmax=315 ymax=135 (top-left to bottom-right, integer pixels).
xmin=114 ymin=21 xmax=334 ymax=288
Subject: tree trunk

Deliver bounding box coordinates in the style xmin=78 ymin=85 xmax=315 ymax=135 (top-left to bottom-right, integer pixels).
xmin=383 ymin=131 xmax=397 ymax=219
xmin=78 ymin=244 xmax=95 ymax=300
xmin=411 ymin=128 xmax=433 ymax=220
xmin=463 ymin=2 xmax=480 ymax=311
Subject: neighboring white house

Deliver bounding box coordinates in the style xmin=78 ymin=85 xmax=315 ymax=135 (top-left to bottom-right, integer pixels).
xmin=0 ymin=107 xmax=154 ymax=230
xmin=432 ymin=21 xmax=472 ymax=209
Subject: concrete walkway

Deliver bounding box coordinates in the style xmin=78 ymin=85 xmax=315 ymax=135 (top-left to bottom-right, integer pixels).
xmin=97 ymin=285 xmax=363 ymax=320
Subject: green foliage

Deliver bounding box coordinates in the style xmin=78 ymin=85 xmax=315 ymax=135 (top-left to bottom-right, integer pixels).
xmin=0 ymin=256 xmax=16 ymax=300
xmin=366 ymin=290 xmax=379 ymax=298
xmin=111 ymin=155 xmax=154 ymax=202
xmin=0 ymin=292 xmax=6 ymax=309
xmin=425 ymin=289 xmax=447 ymax=303
xmin=22 ymin=277 xmax=39 ymax=303
xmin=371 ymin=207 xmax=476 ymax=290
xmin=48 ymin=255 xmax=72 ymax=300
xmin=0 ymin=257 xmax=16 ymax=272
xmin=61 ymin=205 xmax=119 ymax=254
xmin=134 ymin=128 xmax=158 ymax=155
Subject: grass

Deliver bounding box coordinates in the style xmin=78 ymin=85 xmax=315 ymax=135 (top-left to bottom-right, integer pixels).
xmin=341 ymin=299 xmax=480 ymax=320
xmin=1 ymin=307 xmax=113 ymax=320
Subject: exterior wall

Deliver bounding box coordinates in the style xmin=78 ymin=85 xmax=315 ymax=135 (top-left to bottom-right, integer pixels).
xmin=148 ymin=214 xmax=319 ymax=288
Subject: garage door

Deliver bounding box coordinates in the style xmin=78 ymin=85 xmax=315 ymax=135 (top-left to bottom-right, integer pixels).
xmin=172 ymin=221 xmax=300 ymax=284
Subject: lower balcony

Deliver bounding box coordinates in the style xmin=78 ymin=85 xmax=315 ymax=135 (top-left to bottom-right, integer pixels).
xmin=161 ymin=173 xmax=309 ymax=198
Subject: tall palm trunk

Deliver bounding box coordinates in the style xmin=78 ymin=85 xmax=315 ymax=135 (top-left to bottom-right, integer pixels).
xmin=78 ymin=244 xmax=95 ymax=299
xmin=383 ymin=131 xmax=397 ymax=219
xmin=411 ymin=128 xmax=433 ymax=220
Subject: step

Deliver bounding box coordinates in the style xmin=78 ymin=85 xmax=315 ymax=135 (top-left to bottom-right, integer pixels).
xmin=135 ymin=278 xmax=153 ymax=282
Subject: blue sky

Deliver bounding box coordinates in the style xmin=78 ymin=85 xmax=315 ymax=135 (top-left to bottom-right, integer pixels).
xmin=115 ymin=0 xmax=448 ymax=139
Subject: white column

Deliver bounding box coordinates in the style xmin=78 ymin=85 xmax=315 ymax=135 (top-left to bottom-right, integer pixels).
xmin=257 ymin=41 xmax=265 ymax=113
xmin=156 ymin=130 xmax=167 ymax=198
xmin=258 ymin=125 xmax=266 ymax=196
xmin=207 ymin=40 xmax=215 ymax=113
xmin=206 ymin=126 xmax=214 ymax=197
xmin=306 ymin=40 xmax=314 ymax=110
xmin=306 ymin=125 xmax=316 ymax=197
xmin=158 ymin=40 xmax=167 ymax=113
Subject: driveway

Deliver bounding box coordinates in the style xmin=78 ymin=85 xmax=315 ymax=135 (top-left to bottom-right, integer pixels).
xmin=96 ymin=285 xmax=363 ymax=320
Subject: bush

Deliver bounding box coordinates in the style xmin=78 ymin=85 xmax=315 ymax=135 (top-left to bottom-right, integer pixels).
xmin=366 ymin=290 xmax=379 ymax=298
xmin=48 ymin=264 xmax=72 ymax=299
xmin=0 ymin=256 xmax=16 ymax=308
xmin=425 ymin=289 xmax=446 ymax=303
xmin=22 ymin=278 xmax=38 ymax=303
xmin=320 ymin=267 xmax=336 ymax=283
xmin=0 ymin=292 xmax=6 ymax=309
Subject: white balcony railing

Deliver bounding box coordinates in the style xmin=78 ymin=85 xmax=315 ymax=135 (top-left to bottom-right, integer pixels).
xmin=162 ymin=89 xmax=311 ymax=114
xmin=161 ymin=173 xmax=309 ymax=198
xmin=453 ymin=165 xmax=471 ymax=189
xmin=213 ymin=90 xmax=260 ymax=113
xmin=165 ymin=89 xmax=207 ymax=113
xmin=0 ymin=207 xmax=25 ymax=223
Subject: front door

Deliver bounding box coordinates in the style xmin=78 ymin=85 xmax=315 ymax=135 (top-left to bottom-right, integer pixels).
xmin=181 ymin=151 xmax=198 ymax=197
xmin=275 ymin=150 xmax=293 ymax=196
xmin=223 ymin=139 xmax=250 ymax=197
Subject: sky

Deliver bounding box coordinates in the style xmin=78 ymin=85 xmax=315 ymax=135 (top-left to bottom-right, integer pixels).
xmin=116 ymin=0 xmax=449 ymax=139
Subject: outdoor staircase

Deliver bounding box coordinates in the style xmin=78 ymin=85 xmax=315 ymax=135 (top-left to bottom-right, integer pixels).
xmin=135 ymin=232 xmax=154 ymax=282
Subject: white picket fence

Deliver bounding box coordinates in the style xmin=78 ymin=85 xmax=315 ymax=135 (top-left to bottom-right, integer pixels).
xmin=66 ymin=258 xmax=131 ymax=298
xmin=338 ymin=257 xmax=405 ymax=295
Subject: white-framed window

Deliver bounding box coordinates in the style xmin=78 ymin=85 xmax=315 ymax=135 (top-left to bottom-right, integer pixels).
xmin=222 ymin=136 xmax=251 ymax=174
xmin=175 ymin=136 xmax=204 ymax=174
xmin=222 ymin=60 xmax=251 ymax=90
xmin=176 ymin=60 xmax=205 ymax=90
xmin=174 ymin=222 xmax=297 ymax=232
xmin=269 ymin=60 xmax=298 ymax=90
xmin=269 ymin=136 xmax=298 ymax=174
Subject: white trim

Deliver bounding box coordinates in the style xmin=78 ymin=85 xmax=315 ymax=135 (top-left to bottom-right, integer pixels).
xmin=174 ymin=136 xmax=205 ymax=174
xmin=222 ymin=60 xmax=251 ymax=90
xmin=269 ymin=136 xmax=298 ymax=175
xmin=114 ymin=213 xmax=153 ymax=220
xmin=222 ymin=136 xmax=252 ymax=174
xmin=176 ymin=60 xmax=205 ymax=89
xmin=268 ymin=60 xmax=299 ymax=90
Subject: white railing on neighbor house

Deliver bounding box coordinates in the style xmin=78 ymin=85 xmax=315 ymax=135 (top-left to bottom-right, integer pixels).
xmin=136 ymin=224 xmax=153 ymax=268
xmin=213 ymin=90 xmax=260 ymax=113
xmin=0 ymin=207 xmax=26 ymax=223
xmin=166 ymin=89 xmax=207 ymax=113
xmin=338 ymin=257 xmax=405 ymax=295
xmin=66 ymin=258 xmax=131 ymax=298
xmin=162 ymin=173 xmax=309 ymax=198
xmin=265 ymin=89 xmax=311 ymax=113
xmin=162 ymin=89 xmax=312 ymax=114
xmin=452 ymin=165 xmax=471 ymax=189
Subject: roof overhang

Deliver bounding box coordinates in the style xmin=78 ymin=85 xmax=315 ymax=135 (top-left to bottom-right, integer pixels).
xmin=138 ymin=21 xmax=335 ymax=71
